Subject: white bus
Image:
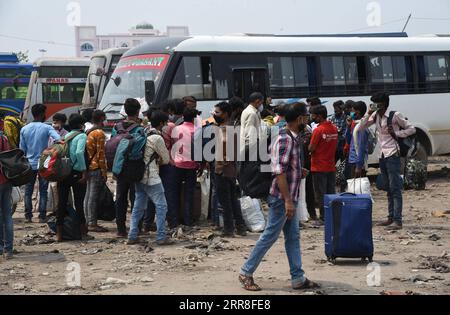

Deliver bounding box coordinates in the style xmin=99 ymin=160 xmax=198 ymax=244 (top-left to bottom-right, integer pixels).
xmin=81 ymin=48 xmax=129 ymax=112
xmin=99 ymin=35 xmax=450 ymax=162
xmin=22 ymin=58 xmax=90 ymax=122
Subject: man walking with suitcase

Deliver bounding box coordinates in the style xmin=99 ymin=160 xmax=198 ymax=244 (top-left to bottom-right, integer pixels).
xmin=239 ymin=102 xmax=320 ymax=292
xmin=359 ymin=92 xmax=416 ymax=230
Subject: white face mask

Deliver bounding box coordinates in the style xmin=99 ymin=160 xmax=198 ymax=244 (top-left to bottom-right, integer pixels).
xmin=258 ymin=104 xmax=264 ymax=113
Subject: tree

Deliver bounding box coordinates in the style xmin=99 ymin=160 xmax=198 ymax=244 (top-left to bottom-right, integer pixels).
xmin=15 ymin=50 xmax=29 ymax=63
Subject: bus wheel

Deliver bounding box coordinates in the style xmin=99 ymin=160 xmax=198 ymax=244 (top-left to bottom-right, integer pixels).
xmin=414 ymin=140 xmax=428 ymax=165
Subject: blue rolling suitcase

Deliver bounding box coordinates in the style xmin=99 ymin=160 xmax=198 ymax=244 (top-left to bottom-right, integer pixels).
xmin=324 ymin=193 xmax=374 ymax=264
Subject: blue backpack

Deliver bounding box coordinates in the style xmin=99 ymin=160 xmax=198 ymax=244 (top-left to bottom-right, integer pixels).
xmin=112 ymin=125 xmax=147 ymax=182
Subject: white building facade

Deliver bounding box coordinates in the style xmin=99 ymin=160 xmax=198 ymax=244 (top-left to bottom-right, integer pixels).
xmin=75 ymin=25 xmax=190 ymax=58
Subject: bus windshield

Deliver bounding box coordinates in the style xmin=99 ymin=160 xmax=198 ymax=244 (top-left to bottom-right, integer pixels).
xmin=99 ymin=54 xmax=169 ymax=113
xmin=43 ymin=83 xmax=85 ymax=103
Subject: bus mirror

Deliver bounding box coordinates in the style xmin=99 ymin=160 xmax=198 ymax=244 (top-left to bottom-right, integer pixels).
xmin=145 ymin=80 xmax=155 ymax=105
xmin=89 ymin=83 xmax=95 ymax=98
xmin=113 ymin=76 xmax=122 ymax=87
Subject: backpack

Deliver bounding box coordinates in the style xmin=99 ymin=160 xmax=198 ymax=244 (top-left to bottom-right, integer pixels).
xmin=0 ymin=137 xmax=34 ymax=187
xmin=97 ymin=184 xmax=116 ymax=221
xmin=38 ymin=132 xmax=83 ymax=182
xmin=2 ymin=116 xmax=25 ymax=149
xmin=238 ymin=130 xmax=290 ymax=199
xmin=387 ymin=111 xmax=416 ymax=158
xmin=105 ymin=123 xmax=139 ymax=171
xmin=404 ymin=158 xmax=427 ymax=190
xmin=47 ymin=205 xmax=82 ymax=241
xmin=111 ymin=125 xmax=147 ymax=182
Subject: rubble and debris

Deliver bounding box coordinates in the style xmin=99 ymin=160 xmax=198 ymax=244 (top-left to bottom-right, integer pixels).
xmin=417 ymin=255 xmax=450 ymax=273
xmin=21 ymin=233 xmax=54 ymax=246
xmin=81 ymin=248 xmax=103 ymax=255
xmin=428 ymin=234 xmax=441 ymax=241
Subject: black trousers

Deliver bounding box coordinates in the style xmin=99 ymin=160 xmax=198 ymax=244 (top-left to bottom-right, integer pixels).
xmin=312 ymin=172 xmax=336 ymax=220
xmin=215 ymin=174 xmax=246 ymax=233
xmin=115 ymin=178 xmax=136 ymax=233
xmin=56 ymin=171 xmax=87 ymax=226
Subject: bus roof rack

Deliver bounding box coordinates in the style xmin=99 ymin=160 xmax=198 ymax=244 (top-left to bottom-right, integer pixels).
xmin=243 ymin=32 xmax=409 ymax=38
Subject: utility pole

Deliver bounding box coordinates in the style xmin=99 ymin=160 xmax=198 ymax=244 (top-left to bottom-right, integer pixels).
xmin=402 ymin=14 xmax=412 ymax=32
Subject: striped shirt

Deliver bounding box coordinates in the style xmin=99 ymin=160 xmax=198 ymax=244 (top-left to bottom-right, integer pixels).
xmin=270 ymin=129 xmax=303 ymax=202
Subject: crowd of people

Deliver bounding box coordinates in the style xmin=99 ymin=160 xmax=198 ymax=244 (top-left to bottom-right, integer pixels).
xmin=0 ymin=91 xmax=415 ymax=291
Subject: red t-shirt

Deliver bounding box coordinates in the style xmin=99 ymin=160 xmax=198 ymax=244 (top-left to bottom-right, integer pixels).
xmin=310 ymin=121 xmax=338 ymax=172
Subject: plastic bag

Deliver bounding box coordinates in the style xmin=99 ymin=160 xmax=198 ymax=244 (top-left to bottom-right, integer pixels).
xmin=198 ymin=170 xmax=210 ymax=222
xmin=240 ymin=196 xmax=266 ymax=232
xmin=296 ymin=179 xmax=310 ymax=222
xmin=347 ymin=177 xmax=372 ymax=200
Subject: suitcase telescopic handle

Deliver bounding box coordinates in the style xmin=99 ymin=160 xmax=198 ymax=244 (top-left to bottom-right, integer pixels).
xmin=339 ymin=192 xmax=357 ymax=196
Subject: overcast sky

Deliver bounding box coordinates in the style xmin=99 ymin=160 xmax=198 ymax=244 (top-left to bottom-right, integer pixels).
xmin=1 ymin=0 xmax=450 ymax=61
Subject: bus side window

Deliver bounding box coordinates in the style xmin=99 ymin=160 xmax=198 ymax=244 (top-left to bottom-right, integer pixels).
xmin=169 ymin=56 xmax=214 ymax=100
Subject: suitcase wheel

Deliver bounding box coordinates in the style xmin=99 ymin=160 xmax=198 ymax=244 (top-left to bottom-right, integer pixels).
xmin=368 ymin=256 xmax=373 ymax=263
xmin=327 ymin=257 xmax=337 ymax=265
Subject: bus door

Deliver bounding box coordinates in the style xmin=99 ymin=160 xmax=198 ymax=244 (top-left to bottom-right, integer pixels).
xmin=232 ymin=68 xmax=268 ymax=103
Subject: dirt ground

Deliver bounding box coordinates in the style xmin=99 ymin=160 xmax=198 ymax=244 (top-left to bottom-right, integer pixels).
xmin=1 ymin=157 xmax=449 ymax=296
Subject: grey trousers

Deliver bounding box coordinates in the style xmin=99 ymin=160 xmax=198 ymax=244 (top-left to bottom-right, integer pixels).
xmin=84 ymin=170 xmax=103 ymax=226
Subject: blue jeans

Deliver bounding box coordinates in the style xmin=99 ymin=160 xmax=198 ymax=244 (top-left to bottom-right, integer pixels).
xmin=240 ymin=195 xmax=306 ymax=287
xmin=129 ymin=182 xmax=168 ymax=242
xmin=0 ymin=183 xmax=13 ymax=254
xmin=160 ymin=165 xmax=178 ymax=229
xmin=379 ymin=155 xmax=403 ymax=224
xmin=24 ymin=170 xmax=48 ymax=220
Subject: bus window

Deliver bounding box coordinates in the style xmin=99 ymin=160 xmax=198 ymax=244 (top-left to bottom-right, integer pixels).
xmin=268 ymin=57 xmax=295 ymax=88
xmin=320 ymin=56 xmax=346 ymax=86
xmin=369 ymin=56 xmax=394 ymax=84
xmin=392 ymin=56 xmax=407 ymax=83
xmin=40 ymin=67 xmax=89 ymax=79
xmin=169 ymin=56 xmax=213 ymax=100
xmin=0 ymin=85 xmax=28 ymax=100
xmin=43 ymin=84 xmax=85 ymax=103
xmin=293 ymin=57 xmax=309 ymax=87
xmin=424 ymin=55 xmax=448 ymax=82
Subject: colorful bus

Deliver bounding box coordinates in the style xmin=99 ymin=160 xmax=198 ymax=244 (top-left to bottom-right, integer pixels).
xmin=22 ymin=58 xmax=90 ymax=122
xmin=0 ymin=53 xmax=34 ymax=116
xmin=81 ymin=48 xmax=129 ymax=112
xmin=99 ymin=35 xmax=450 ymax=162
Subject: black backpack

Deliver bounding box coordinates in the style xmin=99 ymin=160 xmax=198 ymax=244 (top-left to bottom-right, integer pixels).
xmin=238 ymin=130 xmax=290 ymax=199
xmin=387 ymin=111 xmax=416 ymax=158
xmin=47 ymin=205 xmax=82 ymax=241
xmin=97 ymin=184 xmax=116 ymax=221
xmin=0 ymin=138 xmax=34 ymax=187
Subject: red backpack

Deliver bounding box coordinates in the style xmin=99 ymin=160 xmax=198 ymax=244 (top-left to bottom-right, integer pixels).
xmin=38 ymin=132 xmax=83 ymax=182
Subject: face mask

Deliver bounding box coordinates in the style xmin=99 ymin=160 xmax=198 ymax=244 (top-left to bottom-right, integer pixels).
xmin=350 ymin=112 xmax=358 ymax=120
xmin=169 ymin=115 xmax=176 ymax=122
xmin=213 ymin=115 xmax=225 ymax=125
xmin=258 ymin=104 xmax=264 ymax=113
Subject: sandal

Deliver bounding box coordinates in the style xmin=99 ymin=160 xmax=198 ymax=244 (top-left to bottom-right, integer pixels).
xmin=239 ymin=275 xmax=262 ymax=292
xmin=293 ymin=278 xmax=321 ymax=290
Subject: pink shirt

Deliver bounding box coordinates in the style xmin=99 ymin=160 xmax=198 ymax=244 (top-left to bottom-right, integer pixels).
xmin=162 ymin=122 xmax=176 ymax=166
xmin=359 ymin=111 xmax=416 ymax=159
xmin=172 ymin=122 xmax=199 ymax=170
